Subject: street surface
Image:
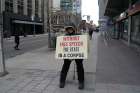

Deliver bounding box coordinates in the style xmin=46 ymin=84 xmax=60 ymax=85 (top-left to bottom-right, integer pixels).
xmin=3 ymin=34 xmax=48 ymax=59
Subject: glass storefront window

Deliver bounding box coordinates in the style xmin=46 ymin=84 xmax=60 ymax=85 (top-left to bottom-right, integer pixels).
xmin=35 ymin=0 xmax=39 ymax=17
xmin=17 ymin=0 xmax=24 ymax=15
xmin=5 ymin=0 xmax=13 ymax=13
xmin=132 ymin=14 xmax=140 ymax=45
xmin=122 ymin=19 xmax=128 ymax=40
xmin=27 ymin=0 xmax=32 ymax=17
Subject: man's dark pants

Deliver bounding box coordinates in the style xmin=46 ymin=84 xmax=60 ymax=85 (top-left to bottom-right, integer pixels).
xmin=60 ymin=59 xmax=84 ymax=83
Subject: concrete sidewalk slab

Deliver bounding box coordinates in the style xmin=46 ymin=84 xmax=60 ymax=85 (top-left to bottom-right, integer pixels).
xmin=0 ymin=68 xmax=96 ymax=93
xmin=95 ymin=35 xmax=140 ymax=93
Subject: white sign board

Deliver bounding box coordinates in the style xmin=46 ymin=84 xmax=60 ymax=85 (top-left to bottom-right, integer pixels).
xmin=55 ymin=35 xmax=88 ymax=59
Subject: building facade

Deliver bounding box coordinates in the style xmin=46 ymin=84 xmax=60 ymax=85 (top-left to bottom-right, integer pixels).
xmin=51 ymin=11 xmax=77 ymax=31
xmin=60 ymin=0 xmax=81 ymax=16
xmin=2 ymin=0 xmax=43 ymax=37
xmin=60 ymin=0 xmax=73 ymax=12
xmin=99 ymin=0 xmax=140 ymax=49
xmin=98 ymin=0 xmax=109 ymax=32
xmin=51 ymin=0 xmax=82 ymax=31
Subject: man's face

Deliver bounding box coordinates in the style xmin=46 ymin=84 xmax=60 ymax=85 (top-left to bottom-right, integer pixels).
xmin=66 ymin=28 xmax=74 ymax=34
xmin=90 ymin=21 xmax=93 ymax=24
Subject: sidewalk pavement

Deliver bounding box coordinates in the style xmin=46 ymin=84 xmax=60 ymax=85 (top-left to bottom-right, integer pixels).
xmin=0 ymin=33 xmax=99 ymax=93
xmin=95 ymin=36 xmax=140 ymax=93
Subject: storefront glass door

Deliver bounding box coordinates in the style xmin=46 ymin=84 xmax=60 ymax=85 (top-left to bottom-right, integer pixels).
xmin=132 ymin=14 xmax=140 ymax=45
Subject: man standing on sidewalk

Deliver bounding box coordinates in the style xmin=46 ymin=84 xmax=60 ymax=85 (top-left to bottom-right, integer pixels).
xmin=14 ymin=27 xmax=21 ymax=50
xmin=14 ymin=34 xmax=20 ymax=50
xmin=59 ymin=23 xmax=85 ymax=90
xmin=78 ymin=20 xmax=87 ymax=33
xmin=88 ymin=20 xmax=96 ymax=40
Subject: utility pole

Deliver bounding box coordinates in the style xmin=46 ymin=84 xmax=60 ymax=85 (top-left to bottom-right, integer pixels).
xmin=0 ymin=0 xmax=8 ymax=77
xmin=31 ymin=15 xmax=36 ymax=36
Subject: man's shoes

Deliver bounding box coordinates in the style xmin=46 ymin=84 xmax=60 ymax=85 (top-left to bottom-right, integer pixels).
xmin=16 ymin=48 xmax=20 ymax=50
xmin=14 ymin=47 xmax=20 ymax=50
xmin=78 ymin=82 xmax=84 ymax=90
xmin=59 ymin=82 xmax=65 ymax=88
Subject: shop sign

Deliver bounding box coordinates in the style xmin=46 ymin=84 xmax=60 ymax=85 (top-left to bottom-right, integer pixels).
xmin=55 ymin=35 xmax=88 ymax=59
xmin=128 ymin=3 xmax=140 ymax=16
xmin=120 ymin=12 xmax=127 ymax=19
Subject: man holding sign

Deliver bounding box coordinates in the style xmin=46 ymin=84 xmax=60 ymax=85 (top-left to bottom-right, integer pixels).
xmin=56 ymin=23 xmax=88 ymax=90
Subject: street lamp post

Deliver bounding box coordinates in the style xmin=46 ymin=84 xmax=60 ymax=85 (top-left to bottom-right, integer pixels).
xmin=0 ymin=0 xmax=8 ymax=77
xmin=31 ymin=15 xmax=36 ymax=36
xmin=33 ymin=23 xmax=35 ymax=36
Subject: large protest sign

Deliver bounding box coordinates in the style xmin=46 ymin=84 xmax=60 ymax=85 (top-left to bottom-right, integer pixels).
xmin=55 ymin=35 xmax=88 ymax=59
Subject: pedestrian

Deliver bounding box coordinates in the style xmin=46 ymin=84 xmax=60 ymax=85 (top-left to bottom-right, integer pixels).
xmin=59 ymin=23 xmax=85 ymax=90
xmin=78 ymin=20 xmax=87 ymax=33
xmin=14 ymin=34 xmax=20 ymax=50
xmin=88 ymin=20 xmax=95 ymax=40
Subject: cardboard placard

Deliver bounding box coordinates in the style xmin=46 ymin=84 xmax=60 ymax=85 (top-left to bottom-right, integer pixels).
xmin=55 ymin=35 xmax=88 ymax=59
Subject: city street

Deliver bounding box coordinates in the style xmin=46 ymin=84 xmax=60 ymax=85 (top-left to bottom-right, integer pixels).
xmin=3 ymin=34 xmax=48 ymax=59
xmin=0 ymin=32 xmax=140 ymax=93
xmin=1 ymin=0 xmax=140 ymax=93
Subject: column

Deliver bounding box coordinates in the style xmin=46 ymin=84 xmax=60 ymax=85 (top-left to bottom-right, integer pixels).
xmin=38 ymin=0 xmax=42 ymax=18
xmin=13 ymin=0 xmax=18 ymax=13
xmin=128 ymin=16 xmax=132 ymax=46
xmin=32 ymin=0 xmax=35 ymax=16
xmin=128 ymin=0 xmax=132 ymax=46
xmin=1 ymin=0 xmax=5 ymax=12
xmin=24 ymin=0 xmax=27 ymax=15
xmin=0 ymin=0 xmax=2 ymax=13
xmin=0 ymin=7 xmax=8 ymax=76
xmin=44 ymin=0 xmax=48 ymax=33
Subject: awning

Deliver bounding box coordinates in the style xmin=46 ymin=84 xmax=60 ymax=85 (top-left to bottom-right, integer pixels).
xmin=105 ymin=0 xmax=130 ymax=17
xmin=13 ymin=20 xmax=43 ymax=25
xmin=105 ymin=0 xmax=138 ymax=17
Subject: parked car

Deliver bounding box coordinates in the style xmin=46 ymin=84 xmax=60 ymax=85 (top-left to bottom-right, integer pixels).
xmin=94 ymin=27 xmax=99 ymax=32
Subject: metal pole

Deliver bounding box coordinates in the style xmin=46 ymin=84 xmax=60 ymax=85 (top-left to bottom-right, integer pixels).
xmin=73 ymin=62 xmax=76 ymax=80
xmin=47 ymin=0 xmax=51 ymax=48
xmin=31 ymin=15 xmax=36 ymax=36
xmin=33 ymin=23 xmax=35 ymax=36
xmin=0 ymin=11 xmax=8 ymax=77
xmin=41 ymin=0 xmax=44 ymax=34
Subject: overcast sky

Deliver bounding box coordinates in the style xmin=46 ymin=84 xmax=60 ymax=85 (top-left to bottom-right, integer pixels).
xmin=82 ymin=0 xmax=99 ymax=25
